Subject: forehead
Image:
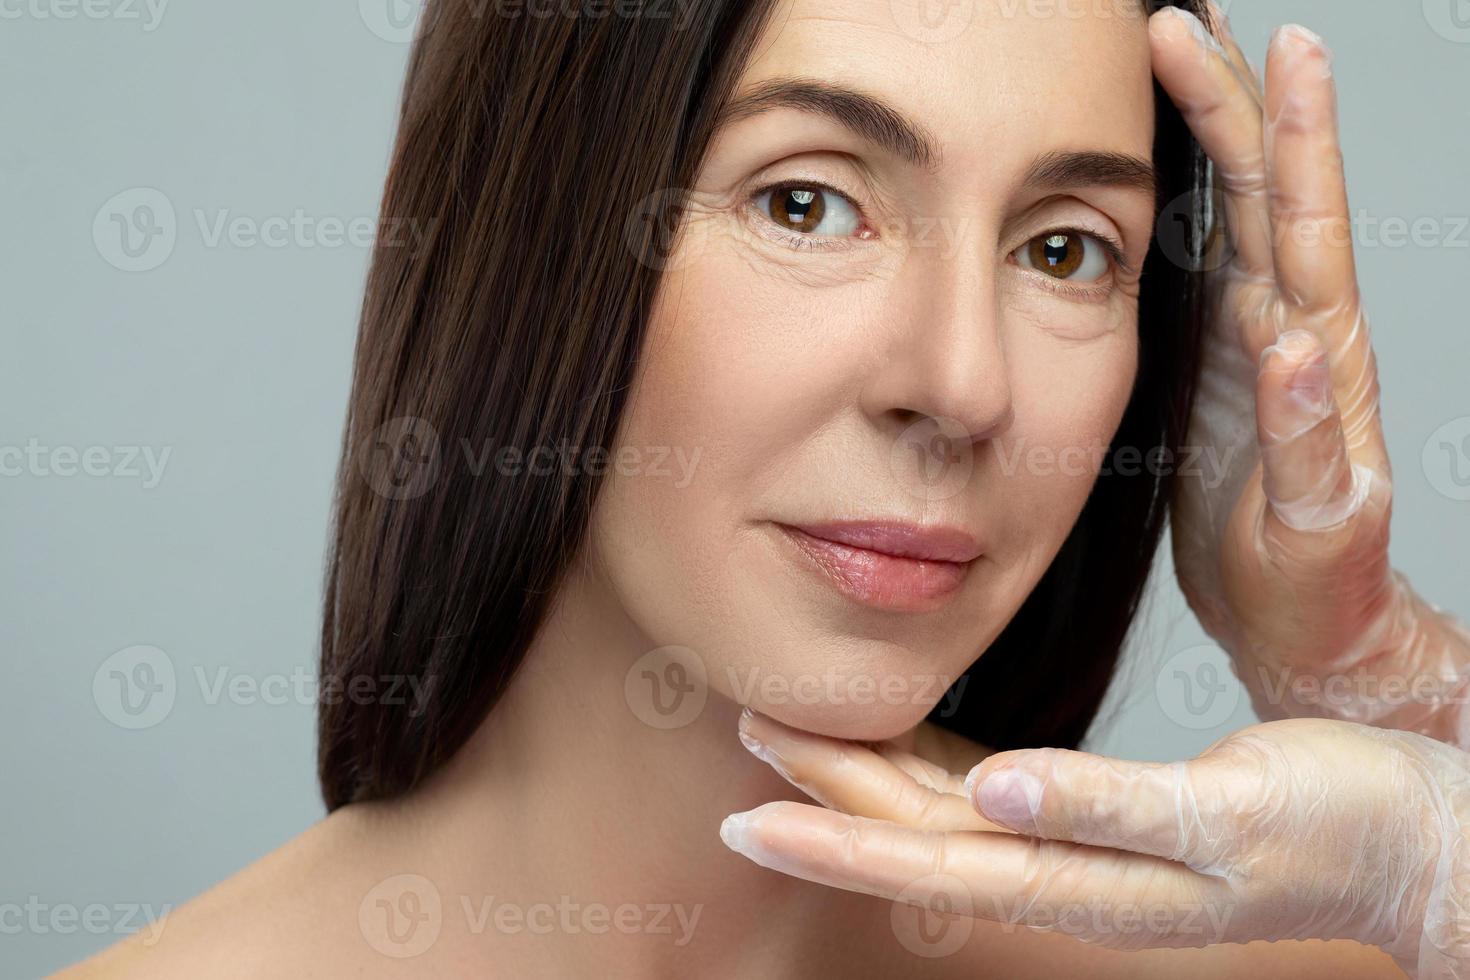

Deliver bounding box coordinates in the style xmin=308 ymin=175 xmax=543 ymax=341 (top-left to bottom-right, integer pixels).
xmin=736 ymin=0 xmax=1156 ymax=173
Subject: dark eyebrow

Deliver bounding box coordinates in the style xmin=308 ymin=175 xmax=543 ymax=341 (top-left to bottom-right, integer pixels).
xmin=1023 ymin=149 xmax=1157 ymax=199
xmin=716 ymin=77 xmax=941 ymax=171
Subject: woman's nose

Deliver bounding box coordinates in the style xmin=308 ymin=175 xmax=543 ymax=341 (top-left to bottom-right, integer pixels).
xmin=859 ymin=253 xmax=1015 ymax=446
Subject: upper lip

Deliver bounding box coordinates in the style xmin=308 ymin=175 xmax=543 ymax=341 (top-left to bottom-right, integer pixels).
xmin=781 ymin=520 xmax=984 ymax=564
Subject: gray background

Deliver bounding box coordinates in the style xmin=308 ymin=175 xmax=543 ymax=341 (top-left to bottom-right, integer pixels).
xmin=2 ymin=1 xmax=1467 ymax=974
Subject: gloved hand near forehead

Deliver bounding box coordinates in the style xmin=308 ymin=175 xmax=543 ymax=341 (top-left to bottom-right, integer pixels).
xmin=1158 ymin=2 xmax=1470 ymax=744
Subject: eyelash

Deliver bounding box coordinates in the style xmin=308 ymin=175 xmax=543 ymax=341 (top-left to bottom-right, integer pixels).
xmin=746 ymin=181 xmax=1132 ymax=298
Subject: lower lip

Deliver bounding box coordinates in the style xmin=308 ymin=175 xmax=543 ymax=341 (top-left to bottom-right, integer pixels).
xmin=773 ymin=524 xmax=975 ymax=612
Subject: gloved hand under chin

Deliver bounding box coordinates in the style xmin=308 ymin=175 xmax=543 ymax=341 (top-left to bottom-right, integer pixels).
xmin=726 ymin=709 xmax=1470 ymax=978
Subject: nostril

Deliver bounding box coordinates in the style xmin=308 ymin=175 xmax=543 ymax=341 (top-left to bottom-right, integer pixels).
xmin=891 ymin=407 xmax=925 ymax=427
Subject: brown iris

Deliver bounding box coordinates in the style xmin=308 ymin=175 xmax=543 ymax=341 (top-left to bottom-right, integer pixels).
xmin=769 ymin=186 xmax=826 ymax=233
xmin=1027 ymin=232 xmax=1084 ymax=278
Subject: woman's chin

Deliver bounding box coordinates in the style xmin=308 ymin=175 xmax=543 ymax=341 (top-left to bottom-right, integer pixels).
xmin=738 ymin=694 xmax=940 ymax=744
xmin=701 ymin=634 xmax=974 ymax=743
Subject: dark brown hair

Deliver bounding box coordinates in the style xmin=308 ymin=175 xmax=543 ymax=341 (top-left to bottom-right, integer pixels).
xmin=318 ymin=0 xmax=1217 ymax=810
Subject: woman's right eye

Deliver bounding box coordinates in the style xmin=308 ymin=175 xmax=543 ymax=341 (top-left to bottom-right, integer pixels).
xmin=753 ymin=183 xmax=863 ymax=240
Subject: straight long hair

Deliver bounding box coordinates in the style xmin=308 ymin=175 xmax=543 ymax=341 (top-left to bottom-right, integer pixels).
xmin=318 ymin=0 xmax=1217 ymax=810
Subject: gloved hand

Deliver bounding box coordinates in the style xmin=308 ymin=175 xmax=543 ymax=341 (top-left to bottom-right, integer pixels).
xmin=1153 ymin=6 xmax=1470 ymax=742
xmin=723 ymin=708 xmax=1470 ymax=978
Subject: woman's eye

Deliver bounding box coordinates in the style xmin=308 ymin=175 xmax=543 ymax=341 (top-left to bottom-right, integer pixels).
xmin=1014 ymin=230 xmax=1113 ymax=283
xmin=755 ymin=184 xmax=862 ymax=238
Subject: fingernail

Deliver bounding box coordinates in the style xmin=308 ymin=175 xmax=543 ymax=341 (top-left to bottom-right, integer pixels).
xmin=1260 ymin=327 xmax=1316 ymax=361
xmin=721 ymin=806 xmax=788 ymax=870
xmin=1286 ymin=355 xmax=1332 ymax=418
xmin=1271 ymin=23 xmax=1333 ymax=78
xmin=1268 ymin=328 xmax=1319 ymax=356
xmin=738 ymin=707 xmax=784 ymax=767
xmin=962 ymin=764 xmax=982 ymax=799
xmin=1263 ymin=331 xmax=1333 ymax=428
xmin=720 ymin=810 xmax=756 ymax=854
xmin=737 ymin=710 xmax=813 ymax=797
xmin=719 ymin=805 xmax=828 ymax=882
xmin=737 ymin=706 xmax=763 ymax=754
xmin=1162 ymin=6 xmax=1223 ymax=54
xmin=1274 ymin=22 xmax=1325 ymax=48
xmin=1290 ymin=352 xmax=1330 ymax=387
xmin=976 ymin=768 xmax=1043 ymax=832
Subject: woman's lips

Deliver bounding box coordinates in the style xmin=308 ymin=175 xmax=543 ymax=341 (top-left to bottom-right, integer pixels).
xmin=773 ymin=521 xmax=982 ymax=612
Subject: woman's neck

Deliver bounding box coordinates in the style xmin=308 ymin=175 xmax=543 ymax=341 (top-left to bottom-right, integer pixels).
xmin=372 ymin=556 xmax=885 ymax=978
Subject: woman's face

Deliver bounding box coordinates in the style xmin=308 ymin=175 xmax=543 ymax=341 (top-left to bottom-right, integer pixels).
xmin=590 ymin=0 xmax=1158 ymax=739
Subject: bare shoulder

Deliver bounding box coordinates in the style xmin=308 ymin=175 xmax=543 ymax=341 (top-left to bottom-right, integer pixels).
xmin=46 ymin=804 xmax=400 ymax=980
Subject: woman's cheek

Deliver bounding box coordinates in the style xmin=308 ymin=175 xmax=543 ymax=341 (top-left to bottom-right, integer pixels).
xmin=634 ymin=248 xmax=878 ymax=474
xmin=592 ymin=252 xmax=843 ymax=581
xmin=996 ymin=319 xmax=1139 ymax=541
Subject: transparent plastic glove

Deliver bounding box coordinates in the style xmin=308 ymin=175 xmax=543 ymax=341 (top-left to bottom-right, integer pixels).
xmin=1153 ymin=5 xmax=1470 ymax=742
xmin=724 ymin=709 xmax=1470 ymax=978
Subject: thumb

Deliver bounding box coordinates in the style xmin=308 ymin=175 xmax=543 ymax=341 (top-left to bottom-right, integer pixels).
xmin=965 ymin=747 xmax=1224 ymax=872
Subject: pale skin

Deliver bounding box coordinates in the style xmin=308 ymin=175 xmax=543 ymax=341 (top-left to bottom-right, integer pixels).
xmin=56 ymin=1 xmax=1409 ymax=977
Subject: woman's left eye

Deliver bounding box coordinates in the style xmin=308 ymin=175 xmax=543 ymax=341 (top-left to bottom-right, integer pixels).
xmin=1013 ymin=230 xmax=1115 ymax=283
xmin=753 ymin=184 xmax=863 ymax=239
